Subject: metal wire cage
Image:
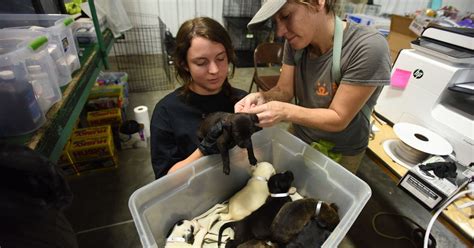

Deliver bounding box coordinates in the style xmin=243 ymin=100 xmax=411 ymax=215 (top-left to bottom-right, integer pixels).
xmin=223 ymin=0 xmax=261 ymax=18
xmin=334 ymin=0 xmax=382 ymax=18
xmin=110 ymin=13 xmax=174 ymax=92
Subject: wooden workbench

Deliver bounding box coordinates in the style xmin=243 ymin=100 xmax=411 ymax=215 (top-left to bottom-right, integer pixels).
xmin=367 ymin=116 xmax=474 ymax=243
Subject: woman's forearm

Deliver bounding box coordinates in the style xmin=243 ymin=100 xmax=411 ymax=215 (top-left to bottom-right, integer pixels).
xmin=168 ymin=148 xmax=204 ymax=174
xmin=262 ymin=85 xmax=294 ymax=103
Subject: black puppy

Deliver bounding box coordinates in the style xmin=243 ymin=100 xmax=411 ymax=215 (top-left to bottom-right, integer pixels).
xmin=217 ymin=171 xmax=294 ymax=248
xmin=285 ymin=219 xmax=332 ymax=248
xmin=198 ymin=112 xmax=261 ymax=175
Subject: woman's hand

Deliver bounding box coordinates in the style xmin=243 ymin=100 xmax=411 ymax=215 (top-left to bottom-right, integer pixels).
xmin=234 ymin=92 xmax=266 ymax=113
xmin=246 ymin=101 xmax=290 ymax=127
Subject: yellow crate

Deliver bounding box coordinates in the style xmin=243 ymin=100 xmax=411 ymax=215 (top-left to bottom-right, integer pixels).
xmin=58 ymin=142 xmax=74 ymax=166
xmin=68 ymin=135 xmax=115 ymax=163
xmin=71 ymin=125 xmax=112 ymax=141
xmin=88 ymin=84 xmax=123 ymax=99
xmin=87 ymin=108 xmax=122 ymax=127
xmin=58 ymin=142 xmax=81 ymax=176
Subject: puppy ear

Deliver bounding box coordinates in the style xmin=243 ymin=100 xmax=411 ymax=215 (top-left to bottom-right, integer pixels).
xmin=330 ymin=203 xmax=339 ymax=212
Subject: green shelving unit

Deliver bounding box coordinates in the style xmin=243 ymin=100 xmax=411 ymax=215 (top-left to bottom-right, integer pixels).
xmin=2 ymin=1 xmax=115 ymax=163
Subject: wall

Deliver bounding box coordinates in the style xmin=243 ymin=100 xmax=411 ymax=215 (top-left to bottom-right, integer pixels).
xmin=110 ymin=0 xmax=224 ymax=56
xmin=122 ymin=0 xmax=224 ymax=35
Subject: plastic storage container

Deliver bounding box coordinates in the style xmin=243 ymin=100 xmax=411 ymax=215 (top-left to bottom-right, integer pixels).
xmin=0 ymin=29 xmax=62 ymax=113
xmin=96 ymin=71 xmax=129 ymax=97
xmin=0 ymin=14 xmax=81 ymax=86
xmin=0 ymin=34 xmax=54 ymax=136
xmin=73 ymin=17 xmax=107 ymax=44
xmin=129 ymin=127 xmax=372 ymax=248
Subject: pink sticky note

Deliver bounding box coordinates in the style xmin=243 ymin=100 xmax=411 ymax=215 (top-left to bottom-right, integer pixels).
xmin=390 ymin=69 xmax=412 ymax=89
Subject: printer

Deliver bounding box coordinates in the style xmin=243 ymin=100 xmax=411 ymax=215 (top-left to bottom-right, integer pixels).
xmin=375 ymin=26 xmax=474 ymax=167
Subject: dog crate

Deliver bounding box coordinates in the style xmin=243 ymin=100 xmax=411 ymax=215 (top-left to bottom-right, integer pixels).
xmin=129 ymin=127 xmax=371 ymax=248
xmin=110 ymin=13 xmax=173 ymax=92
xmin=222 ymin=0 xmax=261 ymax=18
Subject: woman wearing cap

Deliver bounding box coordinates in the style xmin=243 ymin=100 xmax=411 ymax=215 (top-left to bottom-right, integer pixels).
xmin=235 ymin=0 xmax=391 ymax=173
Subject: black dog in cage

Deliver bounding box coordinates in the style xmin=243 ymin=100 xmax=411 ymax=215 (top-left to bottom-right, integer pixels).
xmin=164 ymin=29 xmax=176 ymax=64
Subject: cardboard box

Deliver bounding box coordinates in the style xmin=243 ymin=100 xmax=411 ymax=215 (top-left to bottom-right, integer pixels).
xmin=387 ymin=15 xmax=418 ymax=64
xmin=87 ymin=108 xmax=122 ymax=127
xmin=75 ymin=153 xmax=119 ymax=173
xmin=58 ymin=144 xmax=81 ymax=176
xmin=67 ymin=135 xmax=115 ymax=163
xmin=89 ymin=84 xmax=123 ymax=99
xmin=71 ymin=125 xmax=112 ymax=141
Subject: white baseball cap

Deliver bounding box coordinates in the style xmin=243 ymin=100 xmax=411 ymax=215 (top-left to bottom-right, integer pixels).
xmin=247 ymin=0 xmax=287 ymax=30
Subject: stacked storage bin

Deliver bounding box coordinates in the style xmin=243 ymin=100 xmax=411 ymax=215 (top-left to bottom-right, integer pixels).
xmin=1 ymin=29 xmax=62 ymax=112
xmin=0 ymin=32 xmax=61 ymax=137
xmin=0 ymin=14 xmax=81 ymax=86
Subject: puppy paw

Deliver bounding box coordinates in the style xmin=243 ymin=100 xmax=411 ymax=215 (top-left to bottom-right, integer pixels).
xmin=223 ymin=167 xmax=230 ymax=175
xmin=249 ymin=157 xmax=257 ymax=165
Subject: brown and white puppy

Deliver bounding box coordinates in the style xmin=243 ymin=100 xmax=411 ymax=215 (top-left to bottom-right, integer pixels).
xmin=218 ymin=171 xmax=294 ymax=248
xmin=285 ymin=219 xmax=332 ymax=248
xmin=198 ymin=112 xmax=261 ymax=175
xmin=270 ymin=198 xmax=340 ymax=245
xmin=220 ymin=162 xmax=276 ymax=221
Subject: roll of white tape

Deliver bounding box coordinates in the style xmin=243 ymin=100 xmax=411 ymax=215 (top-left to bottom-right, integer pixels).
xmin=393 ymin=122 xmax=453 ymax=156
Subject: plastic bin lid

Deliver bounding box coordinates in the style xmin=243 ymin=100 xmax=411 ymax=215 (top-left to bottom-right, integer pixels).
xmin=0 ymin=14 xmax=74 ymax=32
xmin=0 ymin=30 xmax=49 ymax=67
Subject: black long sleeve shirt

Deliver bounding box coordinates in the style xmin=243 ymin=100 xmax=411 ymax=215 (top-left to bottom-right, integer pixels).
xmin=150 ymin=87 xmax=247 ymax=179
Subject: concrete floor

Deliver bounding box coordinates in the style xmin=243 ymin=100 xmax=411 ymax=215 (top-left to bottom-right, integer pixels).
xmin=64 ymin=67 xmax=469 ymax=248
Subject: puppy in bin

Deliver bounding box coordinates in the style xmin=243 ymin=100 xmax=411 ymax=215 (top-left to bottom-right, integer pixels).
xmin=270 ymin=198 xmax=340 ymax=245
xmin=218 ymin=171 xmax=294 ymax=248
xmin=198 ymin=112 xmax=261 ymax=175
xmin=237 ymin=239 xmax=277 ymax=248
xmin=220 ymin=162 xmax=275 ymax=221
xmin=285 ymin=219 xmax=332 ymax=248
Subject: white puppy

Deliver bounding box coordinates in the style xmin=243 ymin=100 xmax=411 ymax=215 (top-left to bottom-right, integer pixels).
xmin=220 ymin=162 xmax=276 ymax=221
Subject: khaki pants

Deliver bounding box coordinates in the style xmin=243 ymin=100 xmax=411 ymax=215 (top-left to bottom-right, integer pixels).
xmin=338 ymin=149 xmax=366 ymax=174
xmin=287 ymin=124 xmax=366 ymax=174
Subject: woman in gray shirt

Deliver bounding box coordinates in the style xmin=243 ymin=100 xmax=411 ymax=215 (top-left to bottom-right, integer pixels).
xmin=236 ymin=0 xmax=391 ymax=173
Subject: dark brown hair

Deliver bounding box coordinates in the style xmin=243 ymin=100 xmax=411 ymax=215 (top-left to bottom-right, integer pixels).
xmin=174 ymin=17 xmax=236 ymax=98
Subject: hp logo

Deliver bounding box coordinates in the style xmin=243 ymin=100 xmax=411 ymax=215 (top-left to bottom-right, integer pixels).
xmin=413 ymin=69 xmax=424 ymax=79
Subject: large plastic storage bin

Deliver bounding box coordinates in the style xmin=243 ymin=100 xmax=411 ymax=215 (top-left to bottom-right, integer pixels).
xmin=0 ymin=34 xmax=54 ymax=136
xmin=129 ymin=127 xmax=372 ymax=248
xmin=0 ymin=29 xmax=62 ymax=113
xmin=0 ymin=14 xmax=81 ymax=86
